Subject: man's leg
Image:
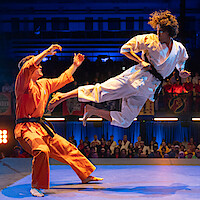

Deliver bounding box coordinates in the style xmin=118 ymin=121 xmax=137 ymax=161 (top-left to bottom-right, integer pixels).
xmin=46 ymin=134 xmax=103 ymax=183
xmin=82 ymin=104 xmax=112 ymax=126
xmin=18 ymin=132 xmax=50 ymax=197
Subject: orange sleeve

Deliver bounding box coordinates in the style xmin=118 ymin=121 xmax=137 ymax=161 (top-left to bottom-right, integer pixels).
xmin=40 ymin=70 xmax=74 ymax=94
xmin=15 ymin=58 xmax=39 ymax=95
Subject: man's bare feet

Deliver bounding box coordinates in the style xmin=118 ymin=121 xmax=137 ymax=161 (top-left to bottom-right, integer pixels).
xmin=82 ymin=176 xmax=104 ymax=184
xmin=48 ymin=92 xmax=64 ymax=112
xmin=83 ymin=105 xmax=96 ymax=126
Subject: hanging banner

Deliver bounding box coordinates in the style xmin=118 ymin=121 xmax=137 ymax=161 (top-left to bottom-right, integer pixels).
xmin=62 ymin=98 xmax=122 ymax=116
xmin=0 ymin=93 xmax=12 ymax=115
xmin=63 ymin=98 xmax=85 ymax=116
xmin=139 ymin=99 xmax=154 ymax=115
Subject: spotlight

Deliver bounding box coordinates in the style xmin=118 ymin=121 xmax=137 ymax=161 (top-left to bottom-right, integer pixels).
xmin=0 ymin=129 xmax=8 ymax=144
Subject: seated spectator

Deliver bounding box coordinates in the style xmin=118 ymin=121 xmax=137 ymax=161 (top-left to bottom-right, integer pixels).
xmin=134 ymin=136 xmax=144 ymax=148
xmin=188 ymin=137 xmax=196 ymax=147
xmin=134 ymin=142 xmax=140 ymax=154
xmin=185 ymin=149 xmax=197 ymax=159
xmin=105 ymin=149 xmax=112 ymax=158
xmin=148 ymin=144 xmax=161 ymax=158
xmin=98 ymin=148 xmax=106 ymax=158
xmin=127 ymin=149 xmax=134 ymax=158
xmin=90 ymin=134 xmax=101 ymax=148
xmin=120 ymin=149 xmax=127 ymax=158
xmin=121 ymin=135 xmax=130 ymax=153
xmin=178 ymin=151 xmax=185 ymax=158
xmin=84 ymin=136 xmax=90 ymax=147
xmin=90 ymin=147 xmax=98 ymax=158
xmin=128 ymin=143 xmax=134 ymax=151
xmin=78 ymin=139 xmax=84 ymax=152
xmin=168 ymin=145 xmax=176 ymax=158
xmin=109 ymin=135 xmax=117 ymax=155
xmin=174 ymin=145 xmax=180 ymax=158
xmin=180 ymin=144 xmax=186 ymax=152
xmin=181 ymin=137 xmax=188 ymax=150
xmin=149 ymin=140 xmax=155 ymax=153
xmin=158 ymin=142 xmax=170 ymax=158
xmin=112 ymin=147 xmax=120 ymax=158
xmin=185 ymin=144 xmax=196 ymax=158
xmin=117 ymin=139 xmax=122 ymax=149
xmin=98 ymin=138 xmax=108 ymax=153
xmin=195 ymin=149 xmax=200 ymax=159
xmin=140 ymin=141 xmax=150 ymax=157
xmin=83 ymin=145 xmax=91 ymax=158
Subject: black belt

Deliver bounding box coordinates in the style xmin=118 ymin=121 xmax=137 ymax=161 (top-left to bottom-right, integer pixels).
xmin=148 ymin=65 xmax=163 ymax=100
xmin=16 ymin=117 xmax=55 ymax=138
xmin=144 ymin=53 xmax=163 ymax=100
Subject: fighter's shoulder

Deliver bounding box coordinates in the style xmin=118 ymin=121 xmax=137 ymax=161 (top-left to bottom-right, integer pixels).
xmin=139 ymin=33 xmax=159 ymax=44
xmin=173 ymin=40 xmax=186 ymax=50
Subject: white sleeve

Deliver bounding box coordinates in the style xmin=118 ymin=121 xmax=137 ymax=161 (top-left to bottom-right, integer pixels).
xmin=175 ymin=44 xmax=189 ymax=72
xmin=120 ymin=34 xmax=149 ymax=54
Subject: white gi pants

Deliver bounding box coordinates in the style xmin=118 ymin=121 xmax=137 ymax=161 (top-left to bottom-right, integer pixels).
xmin=78 ymin=70 xmax=149 ymax=128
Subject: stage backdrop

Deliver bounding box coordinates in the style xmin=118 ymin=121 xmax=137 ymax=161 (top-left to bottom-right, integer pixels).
xmin=51 ymin=121 xmax=200 ymax=146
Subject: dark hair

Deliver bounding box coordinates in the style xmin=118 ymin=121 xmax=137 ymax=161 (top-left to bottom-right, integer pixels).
xmin=148 ymin=10 xmax=179 ymax=38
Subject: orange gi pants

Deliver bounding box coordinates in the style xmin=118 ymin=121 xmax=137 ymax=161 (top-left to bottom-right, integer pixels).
xmin=17 ymin=131 xmax=96 ymax=189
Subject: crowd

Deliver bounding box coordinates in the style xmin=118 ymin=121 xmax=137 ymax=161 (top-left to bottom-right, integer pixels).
xmin=71 ymin=135 xmax=200 ymax=159
xmin=1 ymin=134 xmax=200 ymax=159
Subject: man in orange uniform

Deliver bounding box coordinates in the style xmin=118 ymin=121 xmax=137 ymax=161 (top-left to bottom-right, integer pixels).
xmin=14 ymin=44 xmax=103 ymax=197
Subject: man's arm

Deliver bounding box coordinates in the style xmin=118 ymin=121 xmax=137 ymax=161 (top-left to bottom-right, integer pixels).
xmin=45 ymin=53 xmax=85 ymax=94
xmin=33 ymin=44 xmax=62 ymax=66
xmin=121 ymin=50 xmax=151 ymax=70
xmin=66 ymin=53 xmax=85 ymax=76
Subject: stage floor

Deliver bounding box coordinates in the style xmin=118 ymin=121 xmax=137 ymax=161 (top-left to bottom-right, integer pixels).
xmin=1 ymin=165 xmax=200 ymax=199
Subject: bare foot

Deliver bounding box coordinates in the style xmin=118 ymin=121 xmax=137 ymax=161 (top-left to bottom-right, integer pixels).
xmin=48 ymin=92 xmax=64 ymax=112
xmin=82 ymin=176 xmax=103 ymax=184
xmin=83 ymin=105 xmax=96 ymax=126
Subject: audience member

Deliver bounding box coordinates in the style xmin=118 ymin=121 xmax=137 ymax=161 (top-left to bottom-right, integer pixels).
xmin=90 ymin=135 xmax=101 ymax=147
xmin=121 ymin=135 xmax=130 ymax=153
xmin=78 ymin=139 xmax=84 ymax=152
xmin=109 ymin=135 xmax=117 ymax=155
xmin=112 ymin=147 xmax=120 ymax=158
xmin=120 ymin=149 xmax=127 ymax=158
xmin=134 ymin=136 xmax=144 ymax=148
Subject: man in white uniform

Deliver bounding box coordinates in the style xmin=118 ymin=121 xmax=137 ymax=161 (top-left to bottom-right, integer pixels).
xmin=48 ymin=10 xmax=190 ymax=128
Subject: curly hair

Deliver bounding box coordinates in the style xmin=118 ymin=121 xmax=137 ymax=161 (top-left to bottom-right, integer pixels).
xmin=148 ymin=10 xmax=179 ymax=38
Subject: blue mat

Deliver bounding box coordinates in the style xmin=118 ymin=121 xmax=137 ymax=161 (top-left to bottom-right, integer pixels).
xmin=1 ymin=165 xmax=200 ymax=199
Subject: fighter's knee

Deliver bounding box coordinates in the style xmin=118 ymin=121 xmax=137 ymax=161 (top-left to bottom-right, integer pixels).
xmin=120 ymin=117 xmax=135 ymax=128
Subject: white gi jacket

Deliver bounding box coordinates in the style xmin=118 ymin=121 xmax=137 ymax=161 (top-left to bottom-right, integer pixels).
xmin=78 ymin=33 xmax=188 ymax=128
